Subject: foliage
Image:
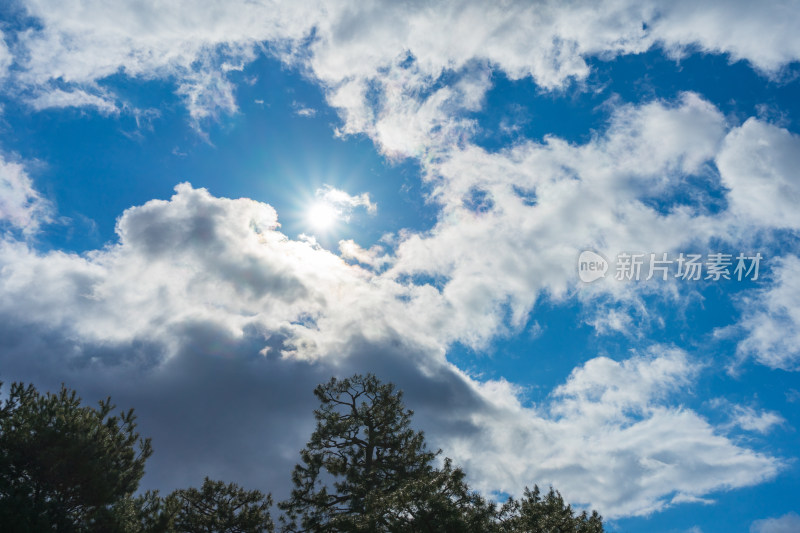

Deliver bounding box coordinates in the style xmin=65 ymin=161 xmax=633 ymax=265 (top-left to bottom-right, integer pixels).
xmin=0 ymin=381 xmax=152 ymax=532
xmin=0 ymin=376 xmax=604 ymax=533
xmin=497 ymin=486 xmax=604 ymax=533
xmin=279 ymin=373 xmax=495 ymax=532
xmin=170 ymin=477 xmax=274 ymax=533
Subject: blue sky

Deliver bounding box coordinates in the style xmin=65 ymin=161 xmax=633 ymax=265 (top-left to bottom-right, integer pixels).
xmin=1 ymin=2 xmax=800 ymax=532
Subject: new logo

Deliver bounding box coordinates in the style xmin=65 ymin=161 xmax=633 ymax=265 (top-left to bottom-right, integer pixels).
xmin=578 ymin=250 xmax=608 ymax=283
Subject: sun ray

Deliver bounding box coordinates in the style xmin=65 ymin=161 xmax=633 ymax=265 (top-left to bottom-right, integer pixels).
xmin=307 ymin=201 xmax=338 ymax=231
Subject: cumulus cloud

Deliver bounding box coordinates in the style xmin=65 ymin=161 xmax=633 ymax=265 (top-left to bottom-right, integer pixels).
xmin=651 ymin=1 xmax=800 ymax=76
xmin=0 ymin=181 xmax=449 ymax=492
xmin=6 ymin=0 xmax=781 ymax=354
xmin=0 ymin=183 xmax=432 ymax=359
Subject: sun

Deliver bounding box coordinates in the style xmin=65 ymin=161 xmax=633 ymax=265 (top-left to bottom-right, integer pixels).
xmin=307 ymin=201 xmax=339 ymax=231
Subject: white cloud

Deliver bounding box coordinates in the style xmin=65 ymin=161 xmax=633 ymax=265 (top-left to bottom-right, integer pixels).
xmin=27 ymin=87 xmax=119 ymax=114
xmin=7 ymin=0 xmax=785 ymax=353
xmin=381 ymin=93 xmax=728 ymax=347
xmin=4 ymin=0 xmax=800 ymax=131
xmin=651 ymin=1 xmax=800 ymax=76
xmin=292 ymin=101 xmax=317 ymax=117
xmin=177 ymin=68 xmax=239 ymax=125
xmin=672 ymin=494 xmax=714 ymax=506
xmin=339 ymin=239 xmax=391 ymax=269
xmin=586 ymin=308 xmax=636 ymax=336
xmin=731 ymin=405 xmax=785 ymax=434
xmin=751 ymin=512 xmax=800 ymax=533
xmin=0 ymin=32 xmax=11 ymax=80
xmin=446 ymin=347 xmax=781 ymax=518
xmin=316 ymin=185 xmax=377 ymax=216
xmin=0 ymin=155 xmax=52 ymax=234
xmin=11 ymin=0 xmax=303 ymax=122
xmin=733 ymin=255 xmax=800 ymax=370
xmin=710 ymin=398 xmax=787 ymax=434
xmin=717 ymin=119 xmax=800 ymax=231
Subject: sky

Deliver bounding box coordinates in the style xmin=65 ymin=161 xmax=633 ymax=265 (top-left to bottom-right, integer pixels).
xmin=1 ymin=1 xmax=799 ymax=532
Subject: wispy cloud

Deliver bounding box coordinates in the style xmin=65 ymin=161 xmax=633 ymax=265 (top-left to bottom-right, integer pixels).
xmin=292 ymin=101 xmax=317 ymax=117
xmin=732 ymin=255 xmax=800 ymax=371
xmin=316 ymin=185 xmax=377 ymax=217
xmin=27 ymin=88 xmax=118 ymax=114
xmin=751 ymin=512 xmax=800 ymax=533
xmin=0 ymin=155 xmax=52 ymax=235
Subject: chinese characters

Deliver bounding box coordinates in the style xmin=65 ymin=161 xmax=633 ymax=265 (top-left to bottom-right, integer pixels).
xmin=612 ymin=252 xmax=762 ymax=282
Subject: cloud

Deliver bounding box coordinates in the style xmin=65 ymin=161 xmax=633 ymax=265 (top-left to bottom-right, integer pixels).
xmin=717 ymin=119 xmax=800 ymax=231
xmin=10 ymin=0 xmax=298 ymax=124
xmin=672 ymin=495 xmax=714 ymax=506
xmin=710 ymin=398 xmax=786 ymax=434
xmin=27 ymin=87 xmax=119 ymax=114
xmin=4 ymin=0 xmax=799 ymax=132
xmin=443 ymin=347 xmax=780 ymax=518
xmin=0 ymin=32 xmax=11 ymax=80
xmin=730 ymin=405 xmax=785 ymax=434
xmin=0 ymin=155 xmax=52 ymax=234
xmin=0 ymin=182 xmax=449 ymax=362
xmin=292 ymin=101 xmax=317 ymax=117
xmin=8 ymin=0 xmax=787 ymax=353
xmin=1 ymin=0 xmax=798 ymax=521
xmin=651 ymin=1 xmax=800 ymax=76
xmin=0 ymin=184 xmax=782 ymax=517
xmin=733 ymin=255 xmax=800 ymax=370
xmin=0 ymin=181 xmax=446 ymax=492
xmin=751 ymin=512 xmax=800 ymax=533
xmin=177 ymin=68 xmax=239 ymax=125
xmin=316 ymin=184 xmax=377 ymax=216
xmin=381 ymin=93 xmax=729 ymax=346
xmin=338 ymin=239 xmax=391 ymax=269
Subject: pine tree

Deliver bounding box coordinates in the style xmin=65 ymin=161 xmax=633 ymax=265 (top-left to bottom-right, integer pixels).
xmin=278 ymin=374 xmax=492 ymax=532
xmin=170 ymin=477 xmax=274 ymax=532
xmin=497 ymin=486 xmax=604 ymax=533
xmin=0 ymin=382 xmax=152 ymax=532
